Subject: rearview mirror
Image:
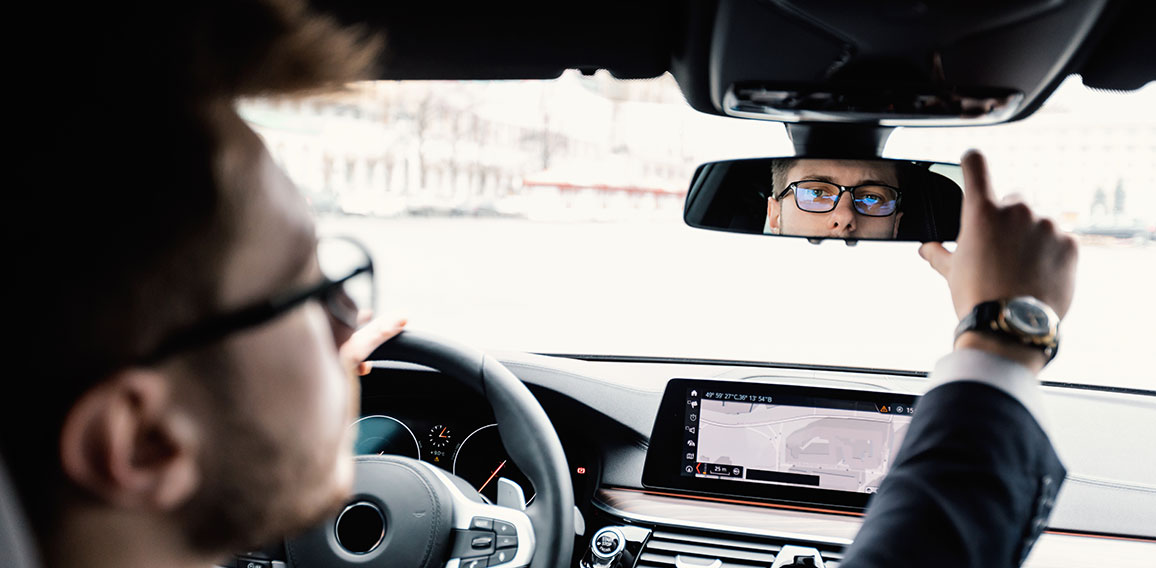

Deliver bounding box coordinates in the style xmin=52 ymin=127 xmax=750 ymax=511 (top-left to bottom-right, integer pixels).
xmin=683 ymin=157 xmax=963 ymax=243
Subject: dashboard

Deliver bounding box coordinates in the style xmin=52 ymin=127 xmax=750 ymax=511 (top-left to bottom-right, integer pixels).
xmin=355 ymin=354 xmax=1155 ymax=567
xmin=233 ymin=353 xmax=1156 ymax=567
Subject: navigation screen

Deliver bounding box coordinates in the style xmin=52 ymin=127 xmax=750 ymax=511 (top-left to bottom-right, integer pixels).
xmin=679 ymin=388 xmax=915 ymax=495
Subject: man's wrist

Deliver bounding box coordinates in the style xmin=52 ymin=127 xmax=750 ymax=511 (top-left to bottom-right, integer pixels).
xmin=954 ymin=331 xmax=1047 ymax=374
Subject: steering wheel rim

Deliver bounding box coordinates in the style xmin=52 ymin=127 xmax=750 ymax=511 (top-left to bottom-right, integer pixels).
xmin=284 ymin=328 xmax=573 ymax=568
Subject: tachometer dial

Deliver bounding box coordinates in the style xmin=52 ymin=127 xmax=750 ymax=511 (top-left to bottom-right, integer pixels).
xmin=427 ymin=424 xmax=453 ymax=449
xmin=453 ymin=424 xmax=535 ymax=505
xmin=350 ymin=415 xmax=420 ymax=458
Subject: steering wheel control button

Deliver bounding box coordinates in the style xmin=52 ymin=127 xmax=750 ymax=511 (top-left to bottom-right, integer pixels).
xmin=489 ymin=548 xmax=515 ymax=565
xmin=493 ymin=520 xmax=516 ymax=536
xmin=451 ymin=530 xmax=498 ymax=558
xmin=496 ymin=535 xmax=518 ymax=549
xmin=334 ymin=501 xmax=386 ymax=555
xmin=470 ymin=517 xmax=495 ymax=531
xmin=235 ymin=558 xmax=271 ymax=568
xmin=461 ymin=556 xmax=487 ymax=568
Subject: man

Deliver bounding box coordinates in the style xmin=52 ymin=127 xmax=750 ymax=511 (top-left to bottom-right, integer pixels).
xmin=767 ymin=158 xmax=904 ymax=239
xmin=4 ymin=2 xmax=403 ymax=567
xmin=3 ymin=4 xmax=1074 ymax=568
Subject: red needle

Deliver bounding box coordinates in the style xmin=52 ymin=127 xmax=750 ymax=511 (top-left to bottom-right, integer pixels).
xmin=478 ymin=460 xmax=508 ymax=493
xmin=439 ymin=427 xmax=449 ymax=438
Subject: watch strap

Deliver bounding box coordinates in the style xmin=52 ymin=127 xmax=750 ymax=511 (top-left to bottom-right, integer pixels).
xmin=954 ymin=300 xmax=1001 ymax=340
xmin=954 ymin=299 xmax=1059 ymax=364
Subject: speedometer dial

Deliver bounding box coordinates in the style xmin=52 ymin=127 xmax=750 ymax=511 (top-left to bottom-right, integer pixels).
xmin=453 ymin=424 xmax=535 ymax=505
xmin=351 ymin=415 xmax=420 ymax=459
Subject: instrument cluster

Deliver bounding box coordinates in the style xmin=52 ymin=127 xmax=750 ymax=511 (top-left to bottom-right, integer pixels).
xmin=355 ymin=365 xmax=600 ymax=509
xmin=352 ymin=413 xmax=536 ymax=505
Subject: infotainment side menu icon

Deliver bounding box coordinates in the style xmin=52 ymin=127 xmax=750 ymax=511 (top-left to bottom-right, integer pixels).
xmin=680 ymin=389 xmax=701 ymax=475
xmin=646 ymin=379 xmax=920 ymax=511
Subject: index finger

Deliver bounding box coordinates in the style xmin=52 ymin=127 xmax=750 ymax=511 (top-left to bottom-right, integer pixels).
xmin=960 ymin=149 xmax=996 ymax=213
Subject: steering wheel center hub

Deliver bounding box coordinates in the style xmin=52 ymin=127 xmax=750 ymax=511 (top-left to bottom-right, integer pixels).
xmin=334 ymin=501 xmax=386 ymax=554
xmin=286 ymin=456 xmax=455 ymax=568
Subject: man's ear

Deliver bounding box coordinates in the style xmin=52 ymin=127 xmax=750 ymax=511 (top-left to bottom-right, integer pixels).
xmin=767 ymin=197 xmax=781 ymax=234
xmin=892 ymin=211 xmax=904 ymax=239
xmin=59 ymin=370 xmax=201 ymax=511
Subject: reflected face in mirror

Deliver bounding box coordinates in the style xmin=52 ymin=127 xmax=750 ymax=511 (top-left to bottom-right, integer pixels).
xmin=766 ymin=159 xmax=904 ymax=240
xmin=683 ymin=156 xmax=961 ymax=242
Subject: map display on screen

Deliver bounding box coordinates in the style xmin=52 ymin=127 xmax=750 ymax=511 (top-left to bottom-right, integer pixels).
xmin=681 ymin=389 xmax=915 ymax=495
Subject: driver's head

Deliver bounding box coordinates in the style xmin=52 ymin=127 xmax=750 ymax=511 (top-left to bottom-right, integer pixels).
xmin=767 ymin=159 xmax=904 ymax=239
xmin=4 ymin=0 xmax=381 ymax=563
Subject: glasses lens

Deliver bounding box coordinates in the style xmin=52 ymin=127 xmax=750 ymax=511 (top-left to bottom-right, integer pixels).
xmin=327 ymin=270 xmax=374 ymax=328
xmin=318 ymin=237 xmax=369 ymax=280
xmin=317 ymin=237 xmax=376 ymax=326
xmin=793 ymin=182 xmax=841 ymax=212
xmin=851 ymin=186 xmax=899 ymax=216
xmin=343 ymin=269 xmax=375 ymax=316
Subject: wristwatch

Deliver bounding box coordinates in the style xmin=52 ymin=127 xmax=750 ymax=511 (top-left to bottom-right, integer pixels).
xmin=954 ymin=296 xmax=1060 ymax=363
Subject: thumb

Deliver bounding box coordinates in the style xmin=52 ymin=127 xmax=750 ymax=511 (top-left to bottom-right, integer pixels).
xmin=919 ymin=242 xmax=952 ymax=278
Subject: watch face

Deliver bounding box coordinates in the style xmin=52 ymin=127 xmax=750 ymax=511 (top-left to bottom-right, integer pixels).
xmin=1005 ymin=298 xmax=1054 ymax=336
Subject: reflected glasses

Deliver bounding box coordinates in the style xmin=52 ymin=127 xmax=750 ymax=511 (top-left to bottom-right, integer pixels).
xmin=140 ymin=236 xmax=376 ymax=364
xmin=778 ymin=180 xmax=902 ymax=217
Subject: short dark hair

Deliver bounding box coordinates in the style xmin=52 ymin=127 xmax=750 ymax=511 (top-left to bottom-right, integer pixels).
xmin=3 ymin=0 xmax=382 ymax=537
xmin=770 ymin=158 xmax=798 ymax=199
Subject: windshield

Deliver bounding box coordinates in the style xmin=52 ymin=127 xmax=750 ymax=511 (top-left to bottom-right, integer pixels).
xmin=240 ymin=73 xmax=1155 ymax=391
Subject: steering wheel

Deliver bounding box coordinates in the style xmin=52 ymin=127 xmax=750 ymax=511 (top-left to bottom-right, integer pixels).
xmin=285 ymin=330 xmax=575 ymax=568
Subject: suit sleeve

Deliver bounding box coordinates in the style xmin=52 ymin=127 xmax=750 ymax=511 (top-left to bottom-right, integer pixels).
xmin=840 ymin=381 xmax=1066 ymax=568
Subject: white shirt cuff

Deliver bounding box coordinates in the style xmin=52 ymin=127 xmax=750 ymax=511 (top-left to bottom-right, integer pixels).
xmin=927 ymin=348 xmax=1050 ymax=434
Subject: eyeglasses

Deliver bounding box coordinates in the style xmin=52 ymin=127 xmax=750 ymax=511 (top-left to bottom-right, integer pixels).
xmin=140 ymin=236 xmax=376 ymax=365
xmin=778 ymin=180 xmax=902 ymax=217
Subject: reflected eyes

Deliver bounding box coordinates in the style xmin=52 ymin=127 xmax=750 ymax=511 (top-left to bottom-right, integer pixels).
xmin=801 ymin=187 xmax=834 ymax=201
xmin=786 ymin=181 xmax=900 ymax=217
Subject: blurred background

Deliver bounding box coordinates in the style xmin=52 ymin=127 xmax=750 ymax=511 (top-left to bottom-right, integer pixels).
xmin=241 ymin=73 xmax=1156 ymax=390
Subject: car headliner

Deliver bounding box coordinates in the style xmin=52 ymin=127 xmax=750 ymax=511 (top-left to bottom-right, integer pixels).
xmin=310 ymin=0 xmax=1154 ymax=124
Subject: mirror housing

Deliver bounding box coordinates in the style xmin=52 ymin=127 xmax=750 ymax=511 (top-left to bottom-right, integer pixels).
xmin=683 ymin=156 xmax=962 ymax=243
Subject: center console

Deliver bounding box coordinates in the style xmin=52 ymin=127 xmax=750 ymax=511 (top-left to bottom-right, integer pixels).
xmin=575 ymin=378 xmax=923 ymax=568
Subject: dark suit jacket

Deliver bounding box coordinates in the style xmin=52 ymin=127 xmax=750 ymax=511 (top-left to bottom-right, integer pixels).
xmin=841 ymin=381 xmax=1066 ymax=568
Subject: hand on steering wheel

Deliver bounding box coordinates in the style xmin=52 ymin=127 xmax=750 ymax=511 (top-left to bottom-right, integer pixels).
xmin=338 ymin=313 xmax=407 ymax=376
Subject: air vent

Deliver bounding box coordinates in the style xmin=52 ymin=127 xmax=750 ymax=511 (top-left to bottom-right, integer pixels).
xmin=637 ymin=528 xmax=844 ymax=568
